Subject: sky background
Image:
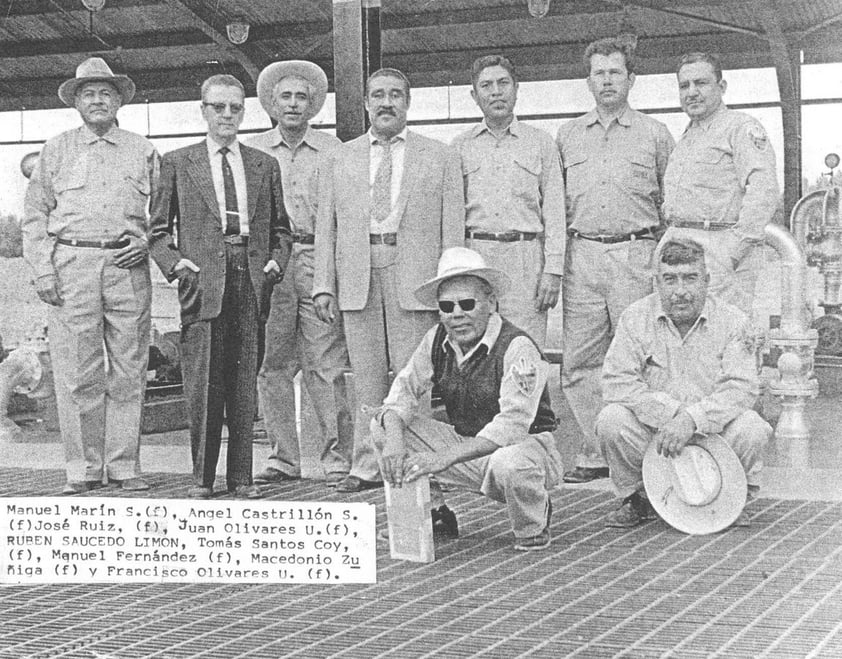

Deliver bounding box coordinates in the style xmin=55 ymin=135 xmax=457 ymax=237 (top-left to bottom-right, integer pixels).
xmin=0 ymin=62 xmax=840 ymax=216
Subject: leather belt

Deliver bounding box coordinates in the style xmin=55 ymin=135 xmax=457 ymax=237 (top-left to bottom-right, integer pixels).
xmin=291 ymin=232 xmax=315 ymax=245
xmin=466 ymin=230 xmax=541 ymax=242
xmin=223 ymin=234 xmax=248 ymax=245
xmin=568 ymin=226 xmax=658 ymax=244
xmin=55 ymin=237 xmax=130 ymax=249
xmin=669 ymin=220 xmax=734 ymax=231
xmin=369 ymin=233 xmax=397 ymax=245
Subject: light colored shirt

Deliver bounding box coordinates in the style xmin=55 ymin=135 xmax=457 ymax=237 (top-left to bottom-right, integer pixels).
xmin=556 ymin=106 xmax=674 ymax=235
xmin=602 ymin=292 xmax=760 ymax=435
xmin=663 ymin=105 xmax=779 ymax=242
xmin=452 ymin=118 xmax=567 ymax=275
xmin=206 ymin=137 xmax=249 ymax=235
xmin=383 ymin=313 xmax=550 ymax=447
xmin=22 ymin=124 xmax=160 ymax=279
xmin=245 ymin=126 xmax=341 ymax=237
xmin=368 ymin=127 xmax=407 ymax=234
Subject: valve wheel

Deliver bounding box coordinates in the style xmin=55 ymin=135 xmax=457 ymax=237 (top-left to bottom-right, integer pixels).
xmin=813 ymin=314 xmax=842 ymax=355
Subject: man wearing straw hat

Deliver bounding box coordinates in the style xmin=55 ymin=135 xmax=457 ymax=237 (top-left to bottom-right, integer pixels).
xmin=369 ymin=246 xmax=561 ymax=551
xmin=596 ymin=238 xmax=772 ymax=529
xmin=22 ymin=57 xmax=159 ymax=494
xmin=246 ymin=61 xmax=353 ymax=487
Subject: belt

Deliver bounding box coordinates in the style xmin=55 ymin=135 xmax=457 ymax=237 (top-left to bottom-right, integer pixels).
xmin=369 ymin=233 xmax=397 ymax=245
xmin=223 ymin=234 xmax=248 ymax=245
xmin=55 ymin=237 xmax=130 ymax=249
xmin=466 ymin=230 xmax=541 ymax=242
xmin=568 ymin=226 xmax=658 ymax=244
xmin=291 ymin=232 xmax=315 ymax=245
xmin=669 ymin=220 xmax=734 ymax=231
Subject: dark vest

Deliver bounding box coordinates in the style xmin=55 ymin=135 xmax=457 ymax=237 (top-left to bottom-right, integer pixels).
xmin=430 ymin=318 xmax=557 ymax=438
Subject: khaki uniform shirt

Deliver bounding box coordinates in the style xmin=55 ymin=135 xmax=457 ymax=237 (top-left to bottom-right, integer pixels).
xmin=556 ymin=106 xmax=674 ymax=234
xmin=245 ymin=126 xmax=341 ymax=237
xmin=663 ymin=105 xmax=779 ymax=242
xmin=452 ymin=118 xmax=567 ymax=275
xmin=602 ymin=293 xmax=760 ymax=434
xmin=22 ymin=124 xmax=159 ymax=279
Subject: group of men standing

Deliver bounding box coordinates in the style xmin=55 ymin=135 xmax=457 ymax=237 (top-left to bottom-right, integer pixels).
xmin=22 ymin=36 xmax=778 ymax=548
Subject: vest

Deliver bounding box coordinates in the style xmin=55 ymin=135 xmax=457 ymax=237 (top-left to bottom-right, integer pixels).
xmin=430 ymin=318 xmax=557 ymax=438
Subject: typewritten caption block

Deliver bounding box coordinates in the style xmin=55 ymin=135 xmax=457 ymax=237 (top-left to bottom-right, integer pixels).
xmin=1 ymin=498 xmax=376 ymax=584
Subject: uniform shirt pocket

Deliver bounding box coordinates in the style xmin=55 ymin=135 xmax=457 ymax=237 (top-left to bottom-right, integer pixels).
xmin=562 ymin=151 xmax=588 ymax=196
xmin=624 ymin=150 xmax=656 ymax=193
xmin=512 ymin=154 xmax=541 ymax=203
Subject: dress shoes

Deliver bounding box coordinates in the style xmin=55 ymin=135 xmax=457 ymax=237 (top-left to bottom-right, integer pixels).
xmin=62 ymin=480 xmax=103 ymax=495
xmin=187 ymin=486 xmax=213 ymax=499
xmin=254 ymin=467 xmax=298 ymax=484
xmin=513 ymin=500 xmax=552 ymax=551
xmin=112 ymin=477 xmax=150 ymax=491
xmin=562 ymin=466 xmax=609 ymax=483
xmin=229 ymin=484 xmax=263 ymax=499
xmin=605 ymin=491 xmax=657 ymax=528
xmin=335 ymin=476 xmax=383 ymax=493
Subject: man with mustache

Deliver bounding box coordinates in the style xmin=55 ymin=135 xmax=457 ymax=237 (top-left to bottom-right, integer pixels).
xmin=313 ymin=68 xmax=464 ymax=492
xmin=556 ymin=38 xmax=675 ymax=485
xmin=662 ymin=51 xmax=779 ymax=316
xmin=596 ymin=238 xmax=771 ymax=527
xmin=452 ymin=55 xmax=566 ymax=349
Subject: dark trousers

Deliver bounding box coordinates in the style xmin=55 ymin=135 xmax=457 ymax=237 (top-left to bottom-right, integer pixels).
xmin=181 ymin=243 xmax=261 ymax=489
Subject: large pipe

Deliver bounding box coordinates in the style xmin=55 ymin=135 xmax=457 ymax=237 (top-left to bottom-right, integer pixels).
xmin=764 ymin=222 xmax=808 ymax=334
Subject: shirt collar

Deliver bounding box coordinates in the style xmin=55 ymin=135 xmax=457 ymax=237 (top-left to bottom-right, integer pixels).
xmin=655 ymin=296 xmax=712 ymax=331
xmin=272 ymin=125 xmax=319 ymax=150
xmin=206 ymin=136 xmax=241 ymax=158
xmin=584 ymin=105 xmax=633 ymax=127
xmin=367 ymin=127 xmax=407 ymax=146
xmin=686 ymin=103 xmax=728 ymax=133
xmin=81 ymin=124 xmax=119 ymax=145
xmin=443 ymin=312 xmax=503 ymax=361
xmin=472 ymin=116 xmax=520 ymax=138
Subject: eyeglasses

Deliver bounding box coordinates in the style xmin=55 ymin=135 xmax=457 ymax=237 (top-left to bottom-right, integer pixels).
xmin=203 ymin=102 xmax=244 ymax=114
xmin=438 ymin=298 xmax=477 ymax=313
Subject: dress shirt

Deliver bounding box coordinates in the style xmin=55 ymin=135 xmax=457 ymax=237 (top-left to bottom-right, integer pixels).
xmin=22 ymin=124 xmax=160 ymax=279
xmin=556 ymin=106 xmax=674 ymax=235
xmin=368 ymin=128 xmax=407 ymax=234
xmin=207 ymin=137 xmax=249 ymax=235
xmin=452 ymin=118 xmax=567 ymax=275
xmin=245 ymin=126 xmax=340 ymax=236
xmin=663 ymin=105 xmax=779 ymax=242
xmin=382 ymin=312 xmax=550 ymax=447
xmin=602 ymin=293 xmax=759 ymax=435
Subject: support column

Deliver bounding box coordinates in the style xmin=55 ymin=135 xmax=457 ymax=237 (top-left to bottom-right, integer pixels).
xmin=332 ymin=0 xmax=382 ymax=141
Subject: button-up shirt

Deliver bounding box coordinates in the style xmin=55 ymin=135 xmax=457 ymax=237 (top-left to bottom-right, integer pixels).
xmin=245 ymin=125 xmax=341 ymax=238
xmin=207 ymin=137 xmax=249 ymax=235
xmin=22 ymin=124 xmax=159 ymax=279
xmin=663 ymin=105 xmax=779 ymax=242
xmin=382 ymin=313 xmax=550 ymax=447
xmin=452 ymin=118 xmax=567 ymax=275
xmin=556 ymin=106 xmax=674 ymax=235
xmin=602 ymin=292 xmax=759 ymax=435
xmin=368 ymin=127 xmax=407 ymax=234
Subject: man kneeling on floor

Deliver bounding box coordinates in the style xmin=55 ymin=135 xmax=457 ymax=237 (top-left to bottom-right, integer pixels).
xmin=367 ymin=247 xmax=562 ymax=551
xmin=596 ymin=237 xmax=771 ymax=528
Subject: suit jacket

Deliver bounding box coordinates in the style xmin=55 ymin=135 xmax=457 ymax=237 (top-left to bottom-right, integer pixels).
xmin=149 ymin=141 xmax=292 ymax=326
xmin=313 ymin=130 xmax=464 ymax=311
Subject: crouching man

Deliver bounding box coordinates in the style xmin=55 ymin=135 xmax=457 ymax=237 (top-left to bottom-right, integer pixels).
xmin=368 ymin=247 xmax=562 ymax=551
xmin=596 ymin=238 xmax=771 ymax=527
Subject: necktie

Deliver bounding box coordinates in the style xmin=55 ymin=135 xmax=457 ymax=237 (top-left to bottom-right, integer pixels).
xmin=220 ymin=146 xmax=240 ymax=235
xmin=371 ymin=139 xmax=393 ymax=224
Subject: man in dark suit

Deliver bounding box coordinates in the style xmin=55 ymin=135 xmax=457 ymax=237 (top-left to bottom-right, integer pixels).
xmin=149 ymin=74 xmax=292 ymax=499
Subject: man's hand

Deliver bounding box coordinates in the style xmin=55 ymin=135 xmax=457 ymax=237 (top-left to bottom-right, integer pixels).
xmin=655 ymin=410 xmax=696 ymax=458
xmin=263 ymin=259 xmax=282 ymax=284
xmin=35 ymin=274 xmax=62 ymax=306
xmin=378 ymin=448 xmax=409 ymax=488
xmin=402 ymin=452 xmax=452 ymax=483
xmin=113 ymin=235 xmax=149 ymax=269
xmin=314 ymin=293 xmax=338 ymax=324
xmin=534 ymin=272 xmax=561 ymax=311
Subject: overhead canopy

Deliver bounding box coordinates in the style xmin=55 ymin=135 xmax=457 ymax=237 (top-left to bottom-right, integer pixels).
xmin=0 ymin=0 xmax=840 ymax=112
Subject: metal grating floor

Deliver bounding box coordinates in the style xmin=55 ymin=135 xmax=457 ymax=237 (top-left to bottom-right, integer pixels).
xmin=1 ymin=467 xmax=842 ymax=658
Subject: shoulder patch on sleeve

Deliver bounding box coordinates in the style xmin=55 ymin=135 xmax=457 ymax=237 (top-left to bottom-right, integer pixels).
xmin=509 ymin=355 xmax=539 ymax=397
xmin=747 ymin=123 xmax=769 ymax=152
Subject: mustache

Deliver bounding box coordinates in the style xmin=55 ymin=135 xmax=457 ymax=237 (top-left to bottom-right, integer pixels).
xmin=377 ymin=108 xmax=397 ymax=116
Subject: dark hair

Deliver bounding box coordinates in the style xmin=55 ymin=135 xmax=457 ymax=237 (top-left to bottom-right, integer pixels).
xmin=470 ymin=55 xmax=518 ymax=88
xmin=677 ymin=52 xmax=723 ymax=81
xmin=365 ymin=68 xmax=411 ymax=98
xmin=659 ymin=238 xmax=706 ymax=267
xmin=583 ymin=38 xmax=636 ymax=75
xmin=201 ymin=74 xmax=245 ymax=101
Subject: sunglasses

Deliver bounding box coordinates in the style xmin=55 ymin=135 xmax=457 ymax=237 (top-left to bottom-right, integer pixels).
xmin=438 ymin=298 xmax=477 ymax=313
xmin=203 ymin=102 xmax=244 ymax=114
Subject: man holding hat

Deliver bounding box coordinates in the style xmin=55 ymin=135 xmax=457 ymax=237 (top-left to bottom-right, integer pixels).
xmin=246 ymin=61 xmax=353 ymax=486
xmin=369 ymin=247 xmax=561 ymax=551
xmin=22 ymin=57 xmax=159 ymax=494
xmin=596 ymin=238 xmax=772 ymax=529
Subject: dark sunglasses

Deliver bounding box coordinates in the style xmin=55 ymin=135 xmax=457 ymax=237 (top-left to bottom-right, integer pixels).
xmin=438 ymin=298 xmax=477 ymax=313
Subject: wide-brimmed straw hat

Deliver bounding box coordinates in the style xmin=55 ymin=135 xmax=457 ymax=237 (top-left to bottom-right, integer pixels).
xmin=58 ymin=57 xmax=135 ymax=106
xmin=642 ymin=434 xmax=747 ymax=535
xmin=257 ymin=60 xmax=328 ymax=120
xmin=414 ymin=247 xmax=510 ymax=308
